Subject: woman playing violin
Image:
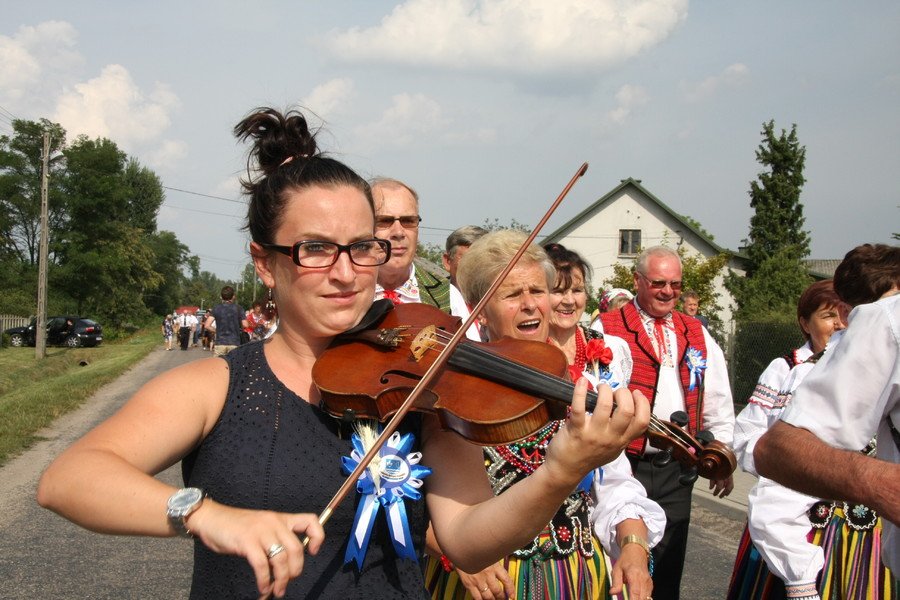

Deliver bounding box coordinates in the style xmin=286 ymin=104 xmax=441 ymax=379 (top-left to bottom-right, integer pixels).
xmin=425 ymin=232 xmax=661 ymax=600
xmin=36 ymin=107 xmax=650 ymax=599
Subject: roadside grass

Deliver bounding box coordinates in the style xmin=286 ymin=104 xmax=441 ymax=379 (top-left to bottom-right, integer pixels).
xmin=0 ymin=330 xmax=158 ymax=466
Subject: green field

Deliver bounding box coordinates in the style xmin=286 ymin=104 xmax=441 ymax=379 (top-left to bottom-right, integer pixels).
xmin=0 ymin=330 xmax=158 ymax=466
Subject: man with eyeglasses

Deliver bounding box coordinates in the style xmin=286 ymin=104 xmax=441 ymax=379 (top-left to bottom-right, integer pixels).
xmin=370 ymin=178 xmax=450 ymax=312
xmin=595 ymin=245 xmax=735 ymax=600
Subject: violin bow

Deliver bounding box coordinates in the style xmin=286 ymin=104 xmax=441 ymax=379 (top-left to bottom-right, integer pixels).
xmin=307 ymin=162 xmax=589 ymax=539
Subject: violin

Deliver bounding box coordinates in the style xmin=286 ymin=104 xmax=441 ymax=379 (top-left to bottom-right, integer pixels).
xmin=313 ymin=301 xmax=736 ymax=481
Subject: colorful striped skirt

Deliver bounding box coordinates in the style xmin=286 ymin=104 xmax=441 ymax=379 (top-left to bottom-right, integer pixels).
xmin=727 ymin=505 xmax=897 ymax=600
xmin=423 ymin=534 xmax=611 ymax=599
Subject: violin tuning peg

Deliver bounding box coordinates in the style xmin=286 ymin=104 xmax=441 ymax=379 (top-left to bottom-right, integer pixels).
xmin=669 ymin=411 xmax=689 ymax=428
xmin=678 ymin=466 xmax=699 ymax=486
xmin=696 ymin=430 xmax=715 ymax=446
xmin=651 ymin=450 xmax=673 ymax=468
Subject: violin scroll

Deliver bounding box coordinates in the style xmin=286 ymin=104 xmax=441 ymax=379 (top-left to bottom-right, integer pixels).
xmin=646 ymin=411 xmax=737 ymax=483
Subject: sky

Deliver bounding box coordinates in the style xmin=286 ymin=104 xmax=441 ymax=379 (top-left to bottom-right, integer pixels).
xmin=2 ymin=1 xmax=898 ymax=281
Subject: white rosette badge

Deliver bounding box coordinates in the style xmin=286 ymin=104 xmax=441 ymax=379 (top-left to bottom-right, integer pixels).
xmin=685 ymin=346 xmax=707 ymax=391
xmin=341 ymin=422 xmax=432 ymax=569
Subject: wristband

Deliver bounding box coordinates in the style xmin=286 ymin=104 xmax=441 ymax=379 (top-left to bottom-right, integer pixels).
xmin=620 ymin=534 xmax=649 ymax=555
xmin=620 ymin=534 xmax=654 ymax=576
xmin=439 ymin=554 xmax=454 ymax=572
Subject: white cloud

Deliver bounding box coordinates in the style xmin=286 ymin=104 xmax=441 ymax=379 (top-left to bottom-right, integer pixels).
xmin=605 ymin=84 xmax=649 ymax=125
xmin=354 ymin=93 xmax=446 ymax=148
xmin=301 ymin=78 xmax=356 ymax=120
xmin=352 ymin=92 xmax=497 ymax=149
xmin=145 ymin=139 xmax=189 ymax=171
xmin=324 ymin=0 xmax=687 ymax=75
xmin=680 ymin=63 xmax=749 ymax=102
xmin=0 ymin=21 xmax=81 ymax=106
xmin=53 ymin=64 xmax=181 ymax=147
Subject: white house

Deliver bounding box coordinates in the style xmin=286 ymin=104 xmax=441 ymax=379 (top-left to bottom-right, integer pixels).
xmin=541 ymin=177 xmax=747 ymax=327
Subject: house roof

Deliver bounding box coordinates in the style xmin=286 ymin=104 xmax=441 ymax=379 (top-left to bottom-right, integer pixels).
xmin=542 ymin=177 xmax=742 ymax=259
xmin=802 ymin=259 xmax=842 ymax=279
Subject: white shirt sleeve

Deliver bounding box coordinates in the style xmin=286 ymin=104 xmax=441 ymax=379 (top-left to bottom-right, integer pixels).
xmin=733 ymin=356 xmax=792 ymax=475
xmin=700 ymin=328 xmax=736 ymax=446
xmin=781 ymin=297 xmax=900 ymax=451
xmin=747 ymin=476 xmax=824 ymax=587
xmin=590 ymin=452 xmax=666 ymax=559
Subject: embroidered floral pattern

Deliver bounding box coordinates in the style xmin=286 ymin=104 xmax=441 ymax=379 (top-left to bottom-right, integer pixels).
xmin=484 ymin=420 xmax=594 ymax=558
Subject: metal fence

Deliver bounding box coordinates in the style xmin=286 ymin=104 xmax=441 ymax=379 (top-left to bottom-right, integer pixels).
xmin=722 ymin=319 xmax=805 ymax=409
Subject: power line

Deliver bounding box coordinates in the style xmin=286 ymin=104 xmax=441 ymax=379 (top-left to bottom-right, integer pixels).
xmin=163 ymin=202 xmax=243 ymax=218
xmin=162 ymin=185 xmax=243 ymax=204
xmin=0 ymin=104 xmax=18 ymax=121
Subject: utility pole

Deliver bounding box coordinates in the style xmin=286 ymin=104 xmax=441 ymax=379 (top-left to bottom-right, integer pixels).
xmin=35 ymin=133 xmax=50 ymax=359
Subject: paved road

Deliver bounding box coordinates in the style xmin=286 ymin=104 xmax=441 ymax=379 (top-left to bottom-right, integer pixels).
xmin=0 ymin=345 xmax=752 ymax=599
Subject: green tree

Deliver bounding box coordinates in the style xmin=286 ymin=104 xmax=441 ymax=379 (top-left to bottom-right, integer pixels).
xmin=123 ymin=159 xmax=164 ymax=233
xmin=0 ymin=119 xmax=67 ymax=265
xmin=727 ymin=248 xmax=812 ymax=322
xmin=55 ymin=136 xmax=162 ymax=325
xmin=144 ymin=230 xmax=192 ymax=315
xmin=744 ymin=120 xmax=810 ymax=270
xmin=727 ymin=120 xmax=811 ymax=320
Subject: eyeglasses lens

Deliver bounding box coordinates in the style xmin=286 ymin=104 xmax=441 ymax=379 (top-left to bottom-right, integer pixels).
xmin=294 ymin=240 xmax=389 ymax=267
xmin=639 ymin=272 xmax=682 ymax=290
xmin=375 ymin=215 xmax=420 ymax=229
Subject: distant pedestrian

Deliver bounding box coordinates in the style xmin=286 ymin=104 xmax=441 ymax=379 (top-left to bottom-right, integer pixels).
xmin=205 ymin=286 xmax=249 ymax=356
xmin=680 ymin=290 xmax=709 ymax=329
xmin=175 ymin=312 xmax=196 ymax=351
xmin=161 ymin=315 xmax=174 ymax=351
xmin=244 ymin=301 xmax=271 ymax=341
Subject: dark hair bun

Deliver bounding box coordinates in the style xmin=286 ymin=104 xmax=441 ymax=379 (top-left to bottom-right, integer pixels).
xmin=234 ymin=107 xmax=318 ymax=176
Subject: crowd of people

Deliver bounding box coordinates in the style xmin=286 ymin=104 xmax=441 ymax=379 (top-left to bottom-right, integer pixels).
xmin=161 ymin=289 xmax=275 ymax=355
xmin=37 ymin=106 xmax=898 ymax=600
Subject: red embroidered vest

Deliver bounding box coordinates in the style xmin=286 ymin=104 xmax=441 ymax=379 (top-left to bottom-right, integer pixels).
xmin=600 ymin=302 xmax=708 ymax=456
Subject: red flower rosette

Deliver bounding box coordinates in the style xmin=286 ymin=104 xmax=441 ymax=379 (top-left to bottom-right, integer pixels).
xmin=585 ymin=338 xmax=613 ymax=366
xmin=381 ymin=289 xmax=401 ymax=305
xmin=567 ymin=365 xmax=594 ymax=391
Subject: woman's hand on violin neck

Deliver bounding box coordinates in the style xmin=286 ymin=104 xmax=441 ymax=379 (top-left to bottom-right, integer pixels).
xmin=543 ymin=380 xmax=650 ymax=487
xmin=186 ymin=499 xmax=325 ymax=598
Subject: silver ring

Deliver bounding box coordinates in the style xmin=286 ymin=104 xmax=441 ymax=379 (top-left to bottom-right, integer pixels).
xmin=266 ymin=543 xmax=285 ymax=559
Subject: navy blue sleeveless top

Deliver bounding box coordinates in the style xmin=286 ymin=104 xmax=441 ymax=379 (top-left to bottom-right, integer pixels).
xmin=182 ymin=341 xmax=429 ymax=599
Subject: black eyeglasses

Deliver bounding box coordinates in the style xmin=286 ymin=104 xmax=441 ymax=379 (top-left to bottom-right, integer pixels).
xmin=636 ymin=271 xmax=683 ymax=290
xmin=374 ymin=215 xmax=421 ymax=230
xmin=261 ymin=239 xmax=391 ymax=268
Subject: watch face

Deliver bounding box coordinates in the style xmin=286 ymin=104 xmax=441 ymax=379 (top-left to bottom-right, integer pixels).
xmin=168 ymin=488 xmax=203 ymax=513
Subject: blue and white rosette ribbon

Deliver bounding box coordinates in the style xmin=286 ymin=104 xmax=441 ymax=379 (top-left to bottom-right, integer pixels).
xmin=341 ymin=430 xmax=432 ymax=569
xmin=685 ymin=346 xmax=707 ymax=391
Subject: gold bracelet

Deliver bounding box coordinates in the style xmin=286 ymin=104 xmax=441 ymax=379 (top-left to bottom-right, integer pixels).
xmin=620 ymin=534 xmax=650 ymax=556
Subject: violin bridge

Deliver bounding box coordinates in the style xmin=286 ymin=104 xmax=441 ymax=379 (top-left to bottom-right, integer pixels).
xmin=410 ymin=325 xmax=440 ymax=361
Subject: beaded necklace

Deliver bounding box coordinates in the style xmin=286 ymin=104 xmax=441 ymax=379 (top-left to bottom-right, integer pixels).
xmin=495 ymin=420 xmax=560 ymax=474
xmin=572 ymin=328 xmax=587 ymax=374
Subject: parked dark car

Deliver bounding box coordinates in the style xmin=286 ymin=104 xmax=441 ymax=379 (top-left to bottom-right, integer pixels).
xmin=4 ymin=316 xmax=103 ymax=348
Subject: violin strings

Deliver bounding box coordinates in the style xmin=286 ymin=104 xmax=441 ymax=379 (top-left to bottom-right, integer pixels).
xmin=421 ymin=327 xmax=678 ymax=438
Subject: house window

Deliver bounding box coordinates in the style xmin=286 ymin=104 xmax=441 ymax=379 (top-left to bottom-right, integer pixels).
xmin=619 ymin=229 xmax=641 ymax=256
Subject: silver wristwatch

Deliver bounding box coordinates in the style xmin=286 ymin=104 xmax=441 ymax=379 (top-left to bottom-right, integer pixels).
xmin=166 ymin=487 xmax=204 ymax=538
